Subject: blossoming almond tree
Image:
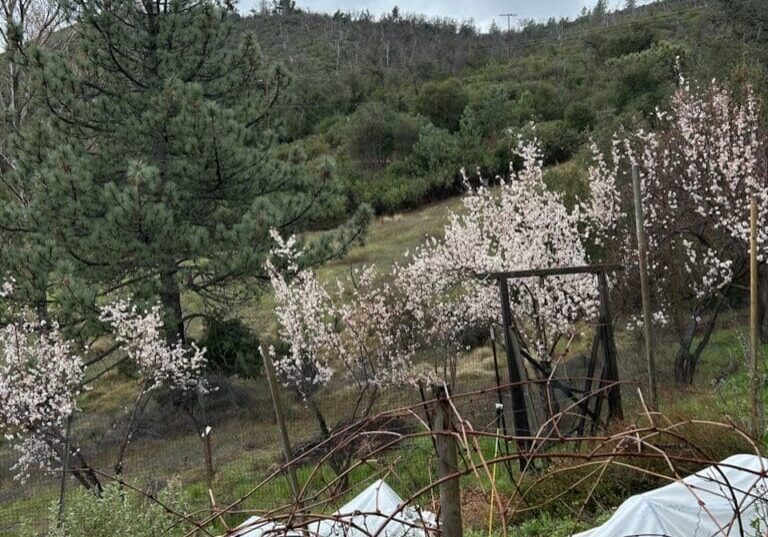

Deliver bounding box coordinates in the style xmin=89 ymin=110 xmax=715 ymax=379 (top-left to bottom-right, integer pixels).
xmin=0 ymin=316 xmax=97 ymax=488
xmin=0 ymin=288 xmax=206 ymax=490
xmin=263 ymin=231 xmax=418 ymax=476
xmin=262 ymin=232 xmax=338 ymax=437
xmin=588 ymin=74 xmax=768 ymax=385
xmin=396 ymin=138 xmax=602 ymax=385
xmin=99 ymin=300 xmax=207 ymax=476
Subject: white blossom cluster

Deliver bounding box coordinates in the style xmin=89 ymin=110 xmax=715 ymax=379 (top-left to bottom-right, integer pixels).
xmin=397 ymin=138 xmax=602 ymax=363
xmin=583 ymin=138 xmax=623 ymax=246
xmin=265 ymin=232 xmax=418 ymax=400
xmin=263 ymin=245 xmax=337 ymax=400
xmin=0 ymin=315 xmax=84 ymax=482
xmin=588 ymin=73 xmax=767 ymax=333
xmin=99 ymin=300 xmax=207 ymax=392
xmin=336 ymin=266 xmax=418 ymax=387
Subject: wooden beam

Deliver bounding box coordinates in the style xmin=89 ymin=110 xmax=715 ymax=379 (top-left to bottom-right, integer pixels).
xmin=479 ymin=263 xmax=624 ymax=280
xmin=498 ymin=277 xmax=532 ymax=470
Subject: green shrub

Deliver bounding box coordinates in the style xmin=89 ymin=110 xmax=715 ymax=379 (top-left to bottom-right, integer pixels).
xmin=200 ymin=318 xmax=262 ymax=379
xmin=607 ymin=41 xmax=683 ymax=115
xmin=517 ymin=121 xmax=582 ymax=165
xmin=30 ymin=481 xmax=192 ymax=537
xmin=510 ymin=512 xmax=601 ymax=537
xmin=564 ymin=102 xmax=597 ymax=132
xmin=406 ymin=123 xmax=462 ymax=176
xmin=356 ymin=174 xmax=431 ymax=214
xmin=465 ymin=84 xmax=514 ymax=138
xmin=543 ymin=161 xmax=589 ymax=209
xmin=415 ymin=78 xmax=469 ymax=132
xmin=345 ymin=101 xmax=397 ymax=172
xmin=509 ymin=81 xmax=566 ymax=124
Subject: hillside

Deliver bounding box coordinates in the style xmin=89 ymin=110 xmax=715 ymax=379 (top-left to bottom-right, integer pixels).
xmin=233 ymin=0 xmax=763 ymax=216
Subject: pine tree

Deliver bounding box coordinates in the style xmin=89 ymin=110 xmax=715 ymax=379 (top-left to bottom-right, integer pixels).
xmin=592 ymin=0 xmax=608 ymax=23
xmin=11 ymin=0 xmax=368 ymax=341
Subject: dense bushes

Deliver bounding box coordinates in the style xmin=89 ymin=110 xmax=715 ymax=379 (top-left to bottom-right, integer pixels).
xmin=30 ymin=482 xmax=191 ymax=537
xmin=415 ymin=78 xmax=469 ymax=132
xmin=276 ymin=0 xmax=753 ymax=218
xmin=200 ymin=318 xmax=262 ymax=379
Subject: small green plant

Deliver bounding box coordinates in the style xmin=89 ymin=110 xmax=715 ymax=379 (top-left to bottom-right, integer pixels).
xmin=25 ymin=481 xmax=193 ymax=537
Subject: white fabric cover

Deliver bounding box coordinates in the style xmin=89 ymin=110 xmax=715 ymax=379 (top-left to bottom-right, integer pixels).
xmin=228 ymin=480 xmax=435 ymax=537
xmin=574 ymin=454 xmax=768 ymax=537
xmin=228 ymin=516 xmax=301 ymax=537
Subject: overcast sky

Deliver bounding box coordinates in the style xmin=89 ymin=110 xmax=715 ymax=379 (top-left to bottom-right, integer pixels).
xmin=238 ymin=0 xmax=655 ymax=31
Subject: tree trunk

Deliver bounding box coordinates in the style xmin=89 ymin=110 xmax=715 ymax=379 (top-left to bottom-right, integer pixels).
xmin=159 ymin=270 xmax=185 ymax=345
xmin=308 ymin=396 xmax=331 ymax=440
xmin=759 ymin=264 xmax=768 ymax=342
xmin=308 ymin=396 xmax=348 ymax=488
xmin=69 ymin=450 xmax=103 ymax=495
xmin=674 ymin=346 xmax=695 ymax=386
xmin=33 ymin=275 xmax=49 ymax=323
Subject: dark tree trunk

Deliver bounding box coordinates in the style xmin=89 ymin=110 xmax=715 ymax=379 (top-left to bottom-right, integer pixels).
xmin=674 ymin=346 xmax=695 ymax=386
xmin=159 ymin=270 xmax=185 ymax=345
xmin=674 ymin=300 xmax=723 ymax=386
xmin=308 ymin=396 xmax=331 ymax=440
xmin=759 ymin=264 xmax=768 ymax=342
xmin=308 ymin=396 xmax=348 ymax=488
xmin=70 ymin=450 xmax=103 ymax=495
xmin=33 ymin=275 xmax=49 ymax=323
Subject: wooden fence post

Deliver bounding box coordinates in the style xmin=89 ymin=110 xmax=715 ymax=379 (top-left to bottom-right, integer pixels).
xmin=632 ymin=164 xmax=658 ymax=409
xmin=202 ymin=426 xmax=215 ymax=494
xmin=58 ymin=415 xmax=72 ymax=527
xmin=263 ymin=350 xmax=301 ymax=500
xmin=432 ymin=385 xmax=463 ymax=537
xmin=750 ymin=197 xmax=764 ymax=439
xmin=497 ymin=277 xmax=532 ymax=469
xmin=597 ymin=270 xmax=623 ymax=422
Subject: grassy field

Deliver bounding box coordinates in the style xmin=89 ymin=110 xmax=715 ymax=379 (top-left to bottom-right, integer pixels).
xmin=2 ymin=193 xmax=766 ymax=536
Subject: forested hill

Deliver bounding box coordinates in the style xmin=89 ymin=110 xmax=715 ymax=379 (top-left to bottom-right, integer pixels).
xmin=231 ymin=0 xmax=768 ymax=215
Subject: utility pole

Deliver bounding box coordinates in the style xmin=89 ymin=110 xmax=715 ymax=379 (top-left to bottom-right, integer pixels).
xmin=498 ymin=13 xmax=517 ymax=60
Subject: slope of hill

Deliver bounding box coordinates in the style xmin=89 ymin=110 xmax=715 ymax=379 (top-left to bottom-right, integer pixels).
xmin=232 ymin=0 xmax=762 ymax=215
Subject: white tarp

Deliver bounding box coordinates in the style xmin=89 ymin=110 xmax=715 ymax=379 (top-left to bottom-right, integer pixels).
xmin=574 ymin=454 xmax=768 ymax=537
xmin=228 ymin=479 xmax=436 ymax=537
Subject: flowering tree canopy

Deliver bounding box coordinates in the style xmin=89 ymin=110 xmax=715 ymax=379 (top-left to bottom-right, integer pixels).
xmin=396 ymin=139 xmax=602 ymax=375
xmin=264 ymin=230 xmax=418 ymax=442
xmin=99 ymin=301 xmax=207 ymax=393
xmin=0 ymin=318 xmax=84 ymax=482
xmin=0 ymin=286 xmax=207 ymax=487
xmin=588 ymin=73 xmax=768 ymax=384
xmin=263 ymin=232 xmax=338 ymax=404
xmin=266 ymin=138 xmax=616 ymax=409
